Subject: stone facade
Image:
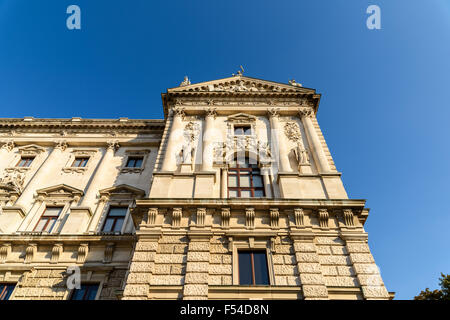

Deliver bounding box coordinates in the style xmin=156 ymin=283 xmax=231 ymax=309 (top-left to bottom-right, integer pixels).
xmin=0 ymin=75 xmax=391 ymax=300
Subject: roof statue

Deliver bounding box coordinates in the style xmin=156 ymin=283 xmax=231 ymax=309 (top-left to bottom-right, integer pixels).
xmin=179 ymin=76 xmax=191 ymax=87
xmin=232 ymin=65 xmax=245 ymax=76
xmin=289 ymin=79 xmax=302 ymax=87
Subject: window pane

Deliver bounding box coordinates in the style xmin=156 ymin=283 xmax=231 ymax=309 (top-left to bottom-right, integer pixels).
xmin=254 ymin=189 xmax=265 ymax=198
xmin=253 ymin=252 xmax=269 ymax=285
xmin=228 ymin=175 xmax=238 ymax=187
xmin=234 ymin=127 xmax=244 ymax=135
xmin=113 ymin=218 xmax=124 ymax=232
xmin=238 ymin=252 xmax=253 ymax=285
xmin=102 ymin=218 xmax=114 ymax=232
xmin=134 ymin=158 xmax=143 ymax=168
xmin=43 ymin=207 xmax=63 ymax=217
xmin=70 ymin=284 xmax=99 ymax=300
xmin=73 ymin=159 xmax=81 ymax=167
xmin=244 ymin=127 xmax=252 ymax=135
xmin=252 ymin=175 xmax=263 ymax=187
xmin=229 ymin=190 xmax=238 ymax=198
xmin=17 ymin=157 xmax=34 ymax=167
xmin=86 ymin=285 xmax=99 ymax=300
xmin=0 ymin=284 xmax=15 ymax=300
xmin=43 ymin=218 xmax=57 ymax=233
xmin=240 ymin=175 xmax=251 ymax=187
xmin=108 ymin=207 xmax=127 ymax=217
xmin=34 ymin=219 xmax=48 ymax=232
xmin=241 ymin=190 xmax=251 ymax=198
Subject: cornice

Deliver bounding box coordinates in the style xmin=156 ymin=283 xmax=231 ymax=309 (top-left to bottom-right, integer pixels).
xmin=0 ymin=118 xmax=165 ymax=135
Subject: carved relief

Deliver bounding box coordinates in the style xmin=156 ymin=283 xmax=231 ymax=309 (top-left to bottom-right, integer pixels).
xmin=54 ymin=140 xmax=68 ymax=151
xmin=343 ymin=209 xmax=355 ymax=227
xmin=318 ymin=209 xmax=329 ymax=228
xmin=107 ymin=140 xmax=120 ymax=152
xmin=1 ymin=141 xmax=15 ymax=152
xmin=172 ymin=208 xmax=182 ymax=228
xmin=197 ymin=207 xmax=206 ymax=226
xmin=270 ymin=208 xmax=279 ymax=229
xmin=294 ymin=208 xmax=304 ymax=226
xmin=77 ymin=243 xmax=89 ymax=264
xmin=221 ymin=208 xmax=230 ymax=228
xmin=285 ymin=122 xmax=310 ymax=167
xmin=245 ymin=208 xmax=255 ymax=229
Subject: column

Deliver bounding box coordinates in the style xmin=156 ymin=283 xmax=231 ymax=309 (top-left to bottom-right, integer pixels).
xmin=80 ymin=140 xmax=119 ymax=207
xmin=202 ymin=108 xmax=216 ymax=171
xmin=15 ymin=141 xmax=67 ymax=208
xmin=161 ymin=107 xmax=185 ymax=172
xmin=221 ymin=166 xmax=228 ymax=198
xmin=261 ymin=166 xmax=273 ymax=198
xmin=268 ymin=108 xmax=291 ymax=172
xmin=299 ymin=108 xmax=331 ymax=173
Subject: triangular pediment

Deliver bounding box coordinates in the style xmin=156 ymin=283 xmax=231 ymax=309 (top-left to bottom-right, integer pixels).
xmin=36 ymin=184 xmax=84 ymax=197
xmin=167 ymin=75 xmax=315 ymax=94
xmin=226 ymin=113 xmax=257 ymax=122
xmin=17 ymin=144 xmax=46 ymax=154
xmin=99 ymin=184 xmax=146 ymax=198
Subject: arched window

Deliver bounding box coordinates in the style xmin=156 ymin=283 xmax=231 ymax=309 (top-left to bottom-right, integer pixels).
xmin=228 ymin=157 xmax=265 ymax=198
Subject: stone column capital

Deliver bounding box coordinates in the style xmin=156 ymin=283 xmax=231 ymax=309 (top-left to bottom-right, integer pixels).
xmin=106 ymin=140 xmax=120 ymax=152
xmin=298 ymin=107 xmax=314 ymax=118
xmin=268 ymin=107 xmax=280 ymax=118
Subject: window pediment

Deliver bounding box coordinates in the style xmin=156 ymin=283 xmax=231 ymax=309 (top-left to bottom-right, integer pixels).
xmin=17 ymin=144 xmax=46 ymax=156
xmin=99 ymin=184 xmax=145 ymax=200
xmin=35 ymin=184 xmax=84 ymax=200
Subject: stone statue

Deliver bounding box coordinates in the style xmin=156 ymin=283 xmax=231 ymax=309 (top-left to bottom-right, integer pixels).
xmin=179 ymin=76 xmax=191 ymax=87
xmin=293 ymin=143 xmax=310 ymax=165
xmin=0 ymin=172 xmax=25 ymax=192
xmin=289 ymin=79 xmax=302 ymax=87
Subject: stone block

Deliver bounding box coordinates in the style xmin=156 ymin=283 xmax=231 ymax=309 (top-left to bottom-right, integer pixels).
xmin=302 ymin=285 xmax=328 ymax=298
xmin=297 ymin=263 xmax=322 ymax=274
xmin=331 ymin=246 xmax=348 ymax=255
xmin=170 ymin=265 xmax=186 ymax=275
xmin=353 ymin=263 xmax=380 ymax=275
xmin=275 ymin=245 xmax=294 ymax=254
xmin=350 ymin=253 xmax=375 ymax=264
xmin=299 ymin=274 xmax=325 ymax=285
xmin=358 ymin=274 xmax=385 ymax=286
xmin=153 ymin=264 xmax=171 ymax=274
xmin=324 ymin=276 xmax=358 ymax=287
xmin=346 ymin=242 xmax=371 ymax=253
xmin=208 ymin=275 xmax=222 ymax=285
xmin=286 ymin=276 xmax=301 ymax=286
xmin=157 ymin=244 xmax=174 ymax=254
xmin=274 ymin=265 xmax=298 ymax=276
xmin=154 ymin=254 xmax=186 ymax=264
xmin=173 ymin=244 xmax=188 ymax=254
xmin=188 ymin=242 xmax=210 ymax=251
xmin=210 ymin=244 xmax=228 ymax=254
xmin=150 ymin=275 xmax=184 ymax=285
xmin=187 ymin=251 xmax=210 ymax=262
xmin=123 ymin=284 xmax=148 ymax=297
xmin=316 ymin=237 xmax=344 ymax=245
xmin=322 ymin=266 xmax=338 ymax=276
xmin=295 ymin=253 xmax=319 ymax=263
xmin=130 ymin=262 xmax=154 ymax=273
xmin=185 ymin=273 xmax=208 ymax=284
xmin=316 ymin=246 xmax=332 ymax=255
xmin=337 ymin=266 xmax=356 ymax=276
xmin=318 ymin=255 xmax=350 ymax=265
xmin=186 ymin=262 xmax=209 ymax=273
xmin=293 ymin=242 xmax=316 ymax=253
xmin=135 ymin=242 xmax=158 ymax=252
xmin=132 ymin=252 xmax=156 ymax=262
xmin=209 ymin=264 xmax=232 ymax=275
xmin=183 ymin=284 xmax=208 ymax=296
xmin=361 ymin=286 xmax=389 ymax=298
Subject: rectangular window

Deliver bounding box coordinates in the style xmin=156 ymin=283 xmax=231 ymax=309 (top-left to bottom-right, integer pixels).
xmin=16 ymin=157 xmax=34 ymax=167
xmin=0 ymin=283 xmax=15 ymax=300
xmin=126 ymin=156 xmax=143 ymax=168
xmin=102 ymin=207 xmax=128 ymax=232
xmin=238 ymin=251 xmax=269 ymax=285
xmin=234 ymin=125 xmax=251 ymax=136
xmin=69 ymin=284 xmax=99 ymax=300
xmin=34 ymin=207 xmax=63 ymax=232
xmin=71 ymin=157 xmax=89 ymax=167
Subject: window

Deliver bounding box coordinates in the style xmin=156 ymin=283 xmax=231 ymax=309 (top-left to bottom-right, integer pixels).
xmin=34 ymin=207 xmax=63 ymax=232
xmin=238 ymin=251 xmax=269 ymax=285
xmin=69 ymin=284 xmax=99 ymax=300
xmin=228 ymin=157 xmax=265 ymax=198
xmin=126 ymin=156 xmax=143 ymax=168
xmin=234 ymin=125 xmax=251 ymax=136
xmin=102 ymin=207 xmax=128 ymax=232
xmin=16 ymin=156 xmax=34 ymax=167
xmin=71 ymin=157 xmax=89 ymax=168
xmin=0 ymin=283 xmax=15 ymax=300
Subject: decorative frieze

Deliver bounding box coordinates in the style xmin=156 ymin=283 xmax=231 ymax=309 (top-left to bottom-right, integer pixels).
xmin=172 ymin=208 xmax=182 ymax=228
xmin=221 ymin=208 xmax=230 ymax=228
xmin=245 ymin=207 xmax=255 ymax=229
xmin=77 ymin=243 xmax=89 ymax=264
xmin=196 ymin=208 xmax=206 ymax=226
xmin=318 ymin=209 xmax=329 ymax=229
xmin=343 ymin=209 xmax=354 ymax=227
xmin=51 ymin=243 xmax=63 ymax=263
xmin=270 ymin=208 xmax=280 ymax=228
xmin=294 ymin=208 xmax=305 ymax=226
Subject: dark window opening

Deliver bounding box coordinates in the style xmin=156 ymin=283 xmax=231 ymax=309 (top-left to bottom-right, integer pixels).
xmin=238 ymin=251 xmax=269 ymax=285
xmin=234 ymin=125 xmax=251 ymax=136
xmin=102 ymin=207 xmax=127 ymax=232
xmin=72 ymin=157 xmax=89 ymax=167
xmin=16 ymin=157 xmax=34 ymax=167
xmin=0 ymin=283 xmax=15 ymax=300
xmin=126 ymin=156 xmax=143 ymax=168
xmin=70 ymin=284 xmax=99 ymax=300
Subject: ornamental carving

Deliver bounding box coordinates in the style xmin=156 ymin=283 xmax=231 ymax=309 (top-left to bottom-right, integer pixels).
xmin=179 ymin=76 xmax=191 ymax=87
xmin=54 ymin=140 xmax=68 ymax=151
xmin=0 ymin=171 xmax=25 ymax=193
xmin=1 ymin=141 xmax=15 ymax=152
xmin=298 ymin=107 xmax=314 ymax=118
xmin=212 ymin=136 xmax=272 ymax=164
xmin=284 ymin=122 xmax=302 ymax=142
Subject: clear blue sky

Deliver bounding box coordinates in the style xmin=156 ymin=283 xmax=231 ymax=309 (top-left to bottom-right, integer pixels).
xmin=0 ymin=0 xmax=449 ymax=299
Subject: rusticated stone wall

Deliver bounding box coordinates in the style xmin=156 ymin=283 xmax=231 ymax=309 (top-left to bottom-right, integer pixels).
xmin=12 ymin=268 xmax=66 ymax=300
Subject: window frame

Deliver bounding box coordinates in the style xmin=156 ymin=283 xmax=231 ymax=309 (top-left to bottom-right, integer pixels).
xmin=71 ymin=157 xmax=90 ymax=168
xmin=237 ymin=250 xmax=270 ymax=285
xmin=231 ymin=239 xmax=274 ymax=286
xmin=233 ymin=125 xmax=252 ymax=136
xmin=101 ymin=206 xmax=129 ymax=233
xmin=228 ymin=158 xmax=265 ymax=198
xmin=33 ymin=206 xmax=64 ymax=233
xmin=16 ymin=156 xmax=35 ymax=168
xmin=125 ymin=156 xmax=144 ymax=168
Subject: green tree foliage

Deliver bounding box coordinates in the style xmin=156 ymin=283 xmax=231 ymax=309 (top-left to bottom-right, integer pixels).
xmin=414 ymin=273 xmax=450 ymax=300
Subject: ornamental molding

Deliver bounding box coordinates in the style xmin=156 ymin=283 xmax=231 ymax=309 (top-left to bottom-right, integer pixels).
xmin=284 ymin=122 xmax=302 ymax=142
xmin=99 ymin=184 xmax=146 ymax=201
xmin=17 ymin=144 xmax=46 ymax=156
xmin=1 ymin=140 xmax=15 ymax=152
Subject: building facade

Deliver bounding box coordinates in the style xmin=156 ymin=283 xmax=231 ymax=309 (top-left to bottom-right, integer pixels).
xmin=0 ymin=75 xmax=392 ymax=300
